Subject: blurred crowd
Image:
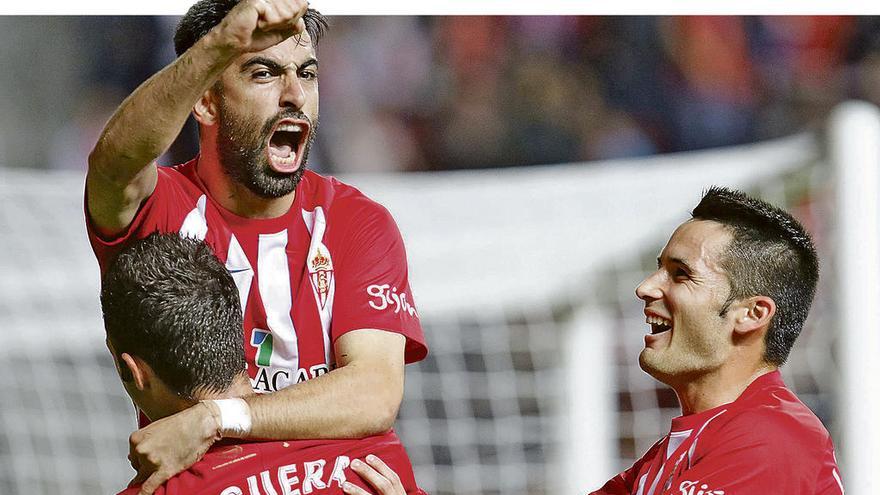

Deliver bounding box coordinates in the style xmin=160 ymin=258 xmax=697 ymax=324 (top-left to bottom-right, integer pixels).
xmin=18 ymin=16 xmax=880 ymax=173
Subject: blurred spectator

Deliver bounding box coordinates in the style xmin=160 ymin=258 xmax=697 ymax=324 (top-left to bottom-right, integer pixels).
xmin=49 ymin=85 xmax=126 ymax=171
xmin=750 ymin=17 xmax=857 ymax=139
xmin=76 ymin=17 xmax=164 ymax=93
xmin=856 ymin=51 xmax=880 ymax=107
xmin=659 ymin=16 xmax=759 ymax=150
xmin=427 ymin=17 xmax=512 ymax=169
xmin=318 ymin=17 xmax=433 ymax=172
xmin=506 ymin=56 xmax=589 ymax=165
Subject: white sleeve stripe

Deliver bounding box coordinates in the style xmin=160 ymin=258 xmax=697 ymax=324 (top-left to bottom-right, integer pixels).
xmin=832 ymin=468 xmax=845 ymax=494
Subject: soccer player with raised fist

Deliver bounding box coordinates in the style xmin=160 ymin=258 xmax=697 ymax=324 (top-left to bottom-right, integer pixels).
xmin=85 ymin=1 xmax=426 ymax=493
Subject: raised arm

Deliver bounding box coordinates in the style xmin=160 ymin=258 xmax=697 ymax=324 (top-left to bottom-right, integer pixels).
xmin=86 ymin=0 xmax=307 ymax=238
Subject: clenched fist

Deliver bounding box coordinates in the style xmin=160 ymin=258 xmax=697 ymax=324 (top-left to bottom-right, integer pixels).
xmin=211 ymin=0 xmax=309 ymax=56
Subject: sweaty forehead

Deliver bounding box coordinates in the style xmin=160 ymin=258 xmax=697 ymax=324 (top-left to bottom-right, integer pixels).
xmin=662 ymin=220 xmax=732 ymax=273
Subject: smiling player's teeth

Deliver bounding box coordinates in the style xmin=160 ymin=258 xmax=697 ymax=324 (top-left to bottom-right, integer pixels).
xmin=646 ymin=315 xmax=672 ymax=327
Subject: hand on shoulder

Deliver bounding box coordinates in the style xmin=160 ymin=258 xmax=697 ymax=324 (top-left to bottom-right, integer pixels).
xmin=344 ymin=455 xmax=406 ymax=495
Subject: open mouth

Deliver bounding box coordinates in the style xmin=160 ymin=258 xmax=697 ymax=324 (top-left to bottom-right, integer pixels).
xmin=646 ymin=315 xmax=672 ymax=335
xmin=267 ymin=120 xmax=309 ymax=173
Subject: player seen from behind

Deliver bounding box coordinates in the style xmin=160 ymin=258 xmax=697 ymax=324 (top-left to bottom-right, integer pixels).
xmin=103 ymin=233 xmax=417 ymax=495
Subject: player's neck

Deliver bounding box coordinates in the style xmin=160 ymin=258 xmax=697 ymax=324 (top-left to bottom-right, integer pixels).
xmin=673 ymin=363 xmax=777 ymax=416
xmin=224 ymin=376 xmax=256 ymax=399
xmin=196 ymin=148 xmax=295 ymax=219
xmin=197 ymin=375 xmax=254 ymax=401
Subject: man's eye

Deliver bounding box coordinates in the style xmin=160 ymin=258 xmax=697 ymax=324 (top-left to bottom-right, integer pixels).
xmin=300 ymin=70 xmax=317 ymax=80
xmin=673 ymin=268 xmax=689 ymax=279
xmin=253 ymin=70 xmax=273 ymax=79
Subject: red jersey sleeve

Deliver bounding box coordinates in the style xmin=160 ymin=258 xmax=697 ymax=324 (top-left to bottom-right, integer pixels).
xmin=590 ymin=469 xmax=639 ymax=495
xmin=331 ymin=200 xmax=427 ymax=363
xmin=85 ymin=166 xmax=195 ymax=273
xmin=668 ymin=411 xmax=843 ymax=495
xmin=589 ymin=441 xmax=664 ymax=495
xmin=813 ymin=438 xmax=846 ymax=495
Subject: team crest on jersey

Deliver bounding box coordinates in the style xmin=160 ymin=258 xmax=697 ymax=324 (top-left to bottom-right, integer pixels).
xmin=309 ymin=247 xmax=334 ymax=310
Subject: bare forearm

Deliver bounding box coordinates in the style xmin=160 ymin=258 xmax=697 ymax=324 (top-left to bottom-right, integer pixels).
xmin=245 ymin=360 xmax=404 ymax=439
xmin=88 ymin=31 xmax=235 ymax=183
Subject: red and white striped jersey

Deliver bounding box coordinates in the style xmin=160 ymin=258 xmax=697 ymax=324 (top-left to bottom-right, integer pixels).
xmin=117 ymin=430 xmax=426 ymax=495
xmin=87 ymin=159 xmax=427 ymax=397
xmin=591 ymin=371 xmax=844 ymax=495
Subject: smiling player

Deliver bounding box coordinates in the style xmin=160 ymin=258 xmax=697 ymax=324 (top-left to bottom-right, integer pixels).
xmin=590 ymin=187 xmax=844 ymax=495
xmin=84 ymin=1 xmax=426 ymax=493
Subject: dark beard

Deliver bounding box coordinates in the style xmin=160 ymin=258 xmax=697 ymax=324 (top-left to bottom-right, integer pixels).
xmin=216 ymin=102 xmax=316 ymax=199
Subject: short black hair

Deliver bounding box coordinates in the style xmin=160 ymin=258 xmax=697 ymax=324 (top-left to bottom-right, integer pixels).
xmin=692 ymin=186 xmax=819 ymax=366
xmin=174 ymin=0 xmax=329 ymax=56
xmin=100 ymin=233 xmax=246 ymax=399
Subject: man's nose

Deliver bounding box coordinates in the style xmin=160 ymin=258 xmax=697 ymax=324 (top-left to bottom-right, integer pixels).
xmin=635 ymin=271 xmax=663 ymax=302
xmin=280 ymin=76 xmax=306 ymax=109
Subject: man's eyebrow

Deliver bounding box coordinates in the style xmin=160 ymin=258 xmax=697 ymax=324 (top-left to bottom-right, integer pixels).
xmin=241 ymin=56 xmax=286 ymax=72
xmin=299 ymin=58 xmax=318 ymax=70
xmin=240 ymin=57 xmax=318 ymax=72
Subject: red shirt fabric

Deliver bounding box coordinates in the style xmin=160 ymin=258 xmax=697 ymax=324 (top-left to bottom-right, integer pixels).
xmin=590 ymin=371 xmax=844 ymax=495
xmin=86 ymin=159 xmax=427 ymax=397
xmin=117 ymin=431 xmax=425 ymax=495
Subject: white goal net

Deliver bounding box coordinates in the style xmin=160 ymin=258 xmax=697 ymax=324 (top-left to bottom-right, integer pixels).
xmin=0 ymin=102 xmax=877 ymax=495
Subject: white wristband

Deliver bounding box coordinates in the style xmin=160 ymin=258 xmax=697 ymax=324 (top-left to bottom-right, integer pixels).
xmin=207 ymin=398 xmax=252 ymax=438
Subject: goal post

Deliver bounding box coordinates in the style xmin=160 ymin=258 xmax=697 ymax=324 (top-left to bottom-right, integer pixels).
xmin=830 ymin=101 xmax=880 ymax=495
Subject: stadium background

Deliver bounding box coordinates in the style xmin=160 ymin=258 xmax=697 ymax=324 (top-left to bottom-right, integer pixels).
xmin=1 ymin=15 xmax=878 ymax=495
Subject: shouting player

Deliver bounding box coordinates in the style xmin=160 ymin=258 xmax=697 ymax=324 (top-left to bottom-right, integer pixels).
xmin=590 ymin=187 xmax=844 ymax=495
xmin=103 ymin=233 xmax=416 ymax=495
xmin=85 ymin=1 xmax=426 ymax=493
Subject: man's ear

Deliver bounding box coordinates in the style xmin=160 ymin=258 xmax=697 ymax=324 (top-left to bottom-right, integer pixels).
xmin=193 ymin=87 xmax=220 ymax=126
xmin=120 ymin=353 xmax=151 ymax=392
xmin=733 ymin=296 xmax=776 ymax=336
